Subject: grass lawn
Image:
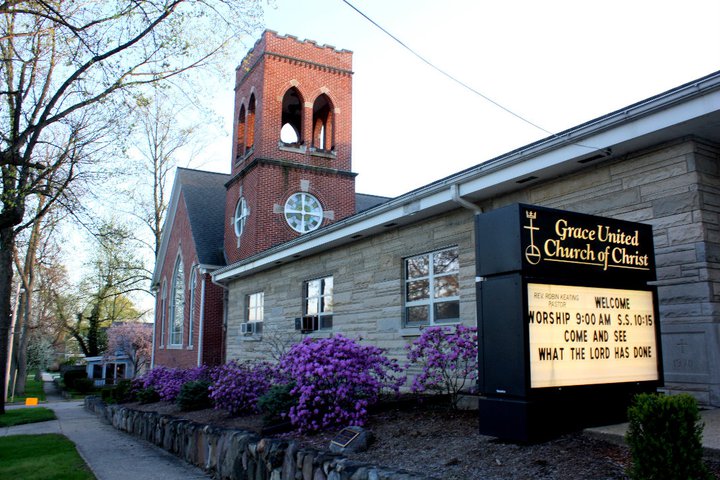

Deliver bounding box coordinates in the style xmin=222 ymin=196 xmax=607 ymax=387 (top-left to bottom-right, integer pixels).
xmin=10 ymin=375 xmax=47 ymax=403
xmin=0 ymin=434 xmax=95 ymax=480
xmin=0 ymin=407 xmax=56 ymax=427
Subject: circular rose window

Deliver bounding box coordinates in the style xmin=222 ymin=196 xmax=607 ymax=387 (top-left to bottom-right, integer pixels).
xmin=284 ymin=192 xmax=323 ymax=233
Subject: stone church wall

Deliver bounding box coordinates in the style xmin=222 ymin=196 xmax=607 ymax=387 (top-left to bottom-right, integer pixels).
xmin=226 ymin=137 xmax=720 ymax=406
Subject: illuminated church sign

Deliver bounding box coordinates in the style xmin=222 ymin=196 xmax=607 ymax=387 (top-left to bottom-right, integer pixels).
xmin=475 ymin=204 xmax=662 ymax=441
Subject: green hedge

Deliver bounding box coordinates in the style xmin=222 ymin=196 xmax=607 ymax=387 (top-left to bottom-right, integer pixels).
xmin=626 ymin=393 xmax=711 ymax=480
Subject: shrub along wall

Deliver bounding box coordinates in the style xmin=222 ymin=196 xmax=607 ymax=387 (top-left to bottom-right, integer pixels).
xmin=84 ymin=397 xmax=428 ymax=480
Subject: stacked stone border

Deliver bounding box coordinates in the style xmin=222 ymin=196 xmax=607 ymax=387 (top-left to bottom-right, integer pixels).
xmin=84 ymin=397 xmax=428 ymax=480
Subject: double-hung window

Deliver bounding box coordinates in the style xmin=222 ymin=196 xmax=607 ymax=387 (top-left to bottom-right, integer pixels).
xmin=243 ymin=292 xmax=264 ymax=335
xmin=301 ymin=276 xmax=333 ymax=331
xmin=404 ymin=247 xmax=460 ymax=326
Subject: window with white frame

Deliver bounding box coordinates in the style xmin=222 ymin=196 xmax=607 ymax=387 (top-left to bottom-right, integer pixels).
xmin=404 ymin=247 xmax=460 ymax=326
xmin=284 ymin=192 xmax=323 ymax=233
xmin=188 ymin=265 xmax=197 ymax=347
xmin=233 ymin=197 xmax=249 ymax=237
xmin=169 ymin=256 xmax=185 ymax=346
xmin=242 ymin=292 xmax=264 ymax=335
xmin=301 ymin=276 xmax=333 ymax=331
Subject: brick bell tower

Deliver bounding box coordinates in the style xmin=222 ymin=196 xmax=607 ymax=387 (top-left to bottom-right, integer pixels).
xmin=224 ymin=30 xmax=356 ymax=263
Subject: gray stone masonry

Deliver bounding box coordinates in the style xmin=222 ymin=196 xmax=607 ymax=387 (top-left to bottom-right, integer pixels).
xmin=225 ymin=137 xmax=720 ymax=406
xmin=85 ymin=397 xmax=429 ymax=480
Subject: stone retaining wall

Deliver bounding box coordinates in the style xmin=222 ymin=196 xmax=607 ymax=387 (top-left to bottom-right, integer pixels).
xmin=85 ymin=397 xmax=428 ymax=480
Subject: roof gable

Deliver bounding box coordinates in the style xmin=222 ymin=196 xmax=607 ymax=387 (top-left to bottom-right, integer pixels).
xmin=152 ymin=167 xmax=229 ymax=286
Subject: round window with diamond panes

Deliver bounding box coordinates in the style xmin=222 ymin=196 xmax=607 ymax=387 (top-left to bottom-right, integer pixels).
xmin=284 ymin=192 xmax=323 ymax=233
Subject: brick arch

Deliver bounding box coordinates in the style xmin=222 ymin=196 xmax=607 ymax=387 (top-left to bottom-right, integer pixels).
xmin=275 ymin=79 xmax=303 ymax=103
xmin=307 ymin=87 xmax=339 ymax=111
xmin=279 ymin=84 xmax=305 ymax=145
xmin=309 ymin=90 xmax=336 ymax=151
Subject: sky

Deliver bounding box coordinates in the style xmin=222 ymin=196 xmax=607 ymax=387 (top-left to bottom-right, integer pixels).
xmin=60 ymin=0 xmax=720 ymax=305
xmin=197 ymin=0 xmax=720 ymax=198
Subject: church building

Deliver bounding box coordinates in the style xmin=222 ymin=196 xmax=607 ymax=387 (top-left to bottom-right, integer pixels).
xmin=152 ymin=30 xmax=720 ymax=407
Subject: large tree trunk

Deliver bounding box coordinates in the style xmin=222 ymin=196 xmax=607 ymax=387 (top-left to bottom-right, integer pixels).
xmin=0 ymin=227 xmax=16 ymax=415
xmin=13 ymin=200 xmax=43 ymax=395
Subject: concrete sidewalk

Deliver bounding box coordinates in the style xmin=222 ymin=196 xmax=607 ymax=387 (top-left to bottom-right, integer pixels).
xmin=585 ymin=408 xmax=720 ymax=460
xmin=2 ymin=376 xmax=210 ymax=480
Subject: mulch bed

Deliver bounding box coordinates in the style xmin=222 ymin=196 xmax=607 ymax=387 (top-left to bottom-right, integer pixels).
xmin=125 ymin=399 xmax=720 ymax=480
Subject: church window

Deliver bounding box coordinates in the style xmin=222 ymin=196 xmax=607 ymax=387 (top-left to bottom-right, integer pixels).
xmin=247 ymin=95 xmax=256 ymax=152
xmin=188 ymin=265 xmax=197 ymax=347
xmin=404 ymin=247 xmax=460 ymax=326
xmin=284 ymin=192 xmax=323 ymax=233
xmin=233 ymin=197 xmax=249 ymax=237
xmin=169 ymin=255 xmax=185 ymax=346
xmin=281 ymin=87 xmax=303 ymax=146
xmin=312 ymin=94 xmax=333 ymax=151
xmin=236 ymin=104 xmax=246 ymax=159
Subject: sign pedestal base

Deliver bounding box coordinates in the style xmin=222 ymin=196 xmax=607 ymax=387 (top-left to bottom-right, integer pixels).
xmin=479 ymin=384 xmax=655 ymax=442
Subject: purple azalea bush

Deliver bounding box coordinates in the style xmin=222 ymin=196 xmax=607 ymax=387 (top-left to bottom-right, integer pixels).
xmin=279 ymin=335 xmax=405 ymax=433
xmin=406 ymin=324 xmax=478 ymax=408
xmin=208 ymin=361 xmax=277 ymax=415
xmin=138 ymin=366 xmax=211 ymax=402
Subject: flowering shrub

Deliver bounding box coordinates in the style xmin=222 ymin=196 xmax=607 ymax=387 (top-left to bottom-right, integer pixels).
xmin=406 ymin=324 xmax=478 ymax=408
xmin=137 ymin=366 xmax=211 ymax=402
xmin=177 ymin=380 xmax=212 ymax=411
xmin=209 ymin=361 xmax=277 ymax=416
xmin=279 ymin=335 xmax=405 ymax=432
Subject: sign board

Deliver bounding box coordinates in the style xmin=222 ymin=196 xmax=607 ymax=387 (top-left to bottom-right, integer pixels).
xmin=528 ymin=283 xmax=659 ymax=388
xmin=476 ymin=204 xmax=656 ymax=284
xmin=475 ymin=203 xmax=662 ymax=441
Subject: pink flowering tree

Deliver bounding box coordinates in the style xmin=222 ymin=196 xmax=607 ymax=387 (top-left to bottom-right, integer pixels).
xmin=279 ymin=335 xmax=405 ymax=432
xmin=104 ymin=322 xmax=152 ymax=377
xmin=406 ymin=324 xmax=478 ymax=409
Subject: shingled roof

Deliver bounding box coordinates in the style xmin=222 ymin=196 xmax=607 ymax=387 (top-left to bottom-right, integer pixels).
xmin=355 ymin=193 xmax=390 ymax=213
xmin=176 ymin=168 xmax=229 ymax=267
xmin=153 ymin=166 xmax=392 ymax=287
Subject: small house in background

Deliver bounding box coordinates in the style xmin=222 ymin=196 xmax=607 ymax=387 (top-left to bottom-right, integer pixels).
xmin=85 ymin=355 xmax=133 ymax=387
xmin=88 ymin=321 xmax=154 ymax=386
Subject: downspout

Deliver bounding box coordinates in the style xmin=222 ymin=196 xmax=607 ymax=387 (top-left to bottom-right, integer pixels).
xmin=196 ymin=274 xmax=207 ymax=367
xmin=150 ymin=285 xmax=158 ymax=369
xmin=450 ymin=184 xmax=483 ymax=214
xmin=210 ymin=275 xmax=230 ymax=365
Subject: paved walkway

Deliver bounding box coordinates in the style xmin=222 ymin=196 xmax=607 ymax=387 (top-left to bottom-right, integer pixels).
xmin=2 ymin=374 xmax=210 ymax=480
xmin=585 ymin=408 xmax=720 ymax=460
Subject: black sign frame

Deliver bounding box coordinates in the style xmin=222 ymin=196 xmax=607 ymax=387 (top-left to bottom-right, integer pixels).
xmin=475 ymin=203 xmax=663 ymax=441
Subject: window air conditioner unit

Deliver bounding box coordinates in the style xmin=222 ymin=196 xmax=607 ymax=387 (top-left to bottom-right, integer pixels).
xmin=240 ymin=322 xmax=256 ymax=335
xmin=297 ymin=315 xmax=318 ymax=333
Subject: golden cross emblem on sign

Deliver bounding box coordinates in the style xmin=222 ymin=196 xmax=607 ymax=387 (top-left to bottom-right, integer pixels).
xmin=524 ymin=210 xmax=541 ymax=265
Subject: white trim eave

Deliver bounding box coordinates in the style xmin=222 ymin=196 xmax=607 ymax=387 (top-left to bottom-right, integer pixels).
xmin=198 ymin=264 xmax=223 ymax=272
xmin=151 ymin=175 xmax=183 ymax=287
xmin=213 ymin=71 xmax=720 ymax=284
